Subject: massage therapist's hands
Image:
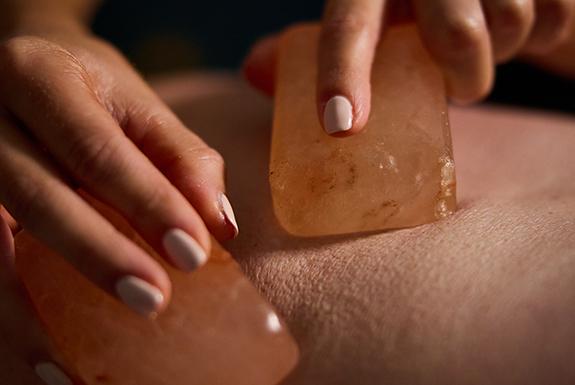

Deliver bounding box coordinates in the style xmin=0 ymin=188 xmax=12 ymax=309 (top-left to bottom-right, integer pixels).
xmin=0 ymin=10 xmax=239 ymax=328
xmin=244 ymin=0 xmax=575 ymax=135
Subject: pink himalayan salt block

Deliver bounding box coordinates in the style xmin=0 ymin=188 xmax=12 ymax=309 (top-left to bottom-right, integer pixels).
xmin=270 ymin=24 xmax=456 ymax=237
xmin=15 ymin=198 xmax=298 ymax=385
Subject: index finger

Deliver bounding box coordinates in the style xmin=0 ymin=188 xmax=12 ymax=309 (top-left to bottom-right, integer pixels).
xmin=318 ymin=0 xmax=386 ymax=136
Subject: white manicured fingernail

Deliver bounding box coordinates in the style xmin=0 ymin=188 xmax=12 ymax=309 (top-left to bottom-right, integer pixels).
xmin=116 ymin=276 xmax=164 ymax=317
xmin=163 ymin=228 xmax=207 ymax=271
xmin=221 ymin=193 xmax=239 ymax=236
xmin=35 ymin=362 xmax=73 ymax=385
xmin=323 ymin=95 xmax=353 ymax=134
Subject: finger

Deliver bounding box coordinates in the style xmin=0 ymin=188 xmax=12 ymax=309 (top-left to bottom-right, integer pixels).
xmin=482 ymin=0 xmax=535 ymax=61
xmin=525 ymin=0 xmax=575 ymax=52
xmin=243 ymin=34 xmax=279 ymax=97
xmin=118 ymin=96 xmax=239 ymax=241
xmin=413 ymin=0 xmax=494 ymax=104
xmin=0 ymin=204 xmax=19 ymax=234
xmin=318 ymin=0 xmax=386 ymax=136
xmin=0 ymin=117 xmax=170 ymax=318
xmin=0 ymin=216 xmax=81 ymax=385
xmin=0 ymin=37 xmax=211 ymax=271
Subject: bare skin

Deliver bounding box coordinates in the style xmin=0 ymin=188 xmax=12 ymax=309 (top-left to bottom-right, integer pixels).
xmin=0 ymin=2 xmax=574 ymax=384
xmin=3 ymin=72 xmax=575 ymax=385
xmin=175 ymin=76 xmax=575 ymax=385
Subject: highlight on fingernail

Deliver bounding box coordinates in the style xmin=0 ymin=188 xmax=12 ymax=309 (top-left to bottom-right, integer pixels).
xmin=163 ymin=228 xmax=208 ymax=271
xmin=34 ymin=362 xmax=73 ymax=385
xmin=220 ymin=193 xmax=239 ymax=237
xmin=323 ymin=95 xmax=353 ymax=134
xmin=115 ymin=275 xmax=164 ymax=318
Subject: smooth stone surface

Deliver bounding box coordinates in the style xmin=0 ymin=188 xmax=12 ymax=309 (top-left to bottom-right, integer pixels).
xmin=15 ymin=198 xmax=298 ymax=385
xmin=270 ymin=24 xmax=456 ymax=236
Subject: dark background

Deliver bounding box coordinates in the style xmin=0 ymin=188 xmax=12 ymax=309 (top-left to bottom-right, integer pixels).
xmin=93 ymin=0 xmax=574 ymax=113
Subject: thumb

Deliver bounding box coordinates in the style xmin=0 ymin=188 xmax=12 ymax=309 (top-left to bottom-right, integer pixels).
xmin=242 ymin=34 xmax=279 ymax=97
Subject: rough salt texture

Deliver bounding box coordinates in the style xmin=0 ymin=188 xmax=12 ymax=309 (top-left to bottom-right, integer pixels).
xmin=270 ymin=24 xmax=456 ymax=236
xmin=15 ymin=199 xmax=298 ymax=385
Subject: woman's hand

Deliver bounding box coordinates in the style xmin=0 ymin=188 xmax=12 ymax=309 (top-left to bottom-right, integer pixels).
xmin=0 ymin=19 xmax=239 ymax=325
xmin=244 ymin=0 xmax=575 ymax=134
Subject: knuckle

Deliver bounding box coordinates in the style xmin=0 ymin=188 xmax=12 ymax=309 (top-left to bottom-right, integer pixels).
xmin=541 ymin=0 xmax=573 ymax=26
xmin=156 ymin=145 xmax=225 ymax=181
xmin=496 ymin=0 xmax=534 ymax=31
xmin=139 ymin=113 xmax=170 ymax=137
xmin=0 ymin=36 xmax=51 ymax=70
xmin=66 ymin=134 xmax=122 ymax=184
xmin=190 ymin=146 xmax=225 ymax=168
xmin=0 ymin=37 xmax=39 ymax=79
xmin=129 ymin=111 xmax=175 ymax=145
xmin=0 ymin=36 xmax=89 ymax=87
xmin=530 ymin=0 xmax=575 ymax=48
xmin=440 ymin=17 xmax=486 ymax=54
xmin=130 ymin=183 xmax=172 ymax=219
xmin=322 ymin=14 xmax=368 ymax=40
xmin=0 ymin=36 xmax=41 ymax=62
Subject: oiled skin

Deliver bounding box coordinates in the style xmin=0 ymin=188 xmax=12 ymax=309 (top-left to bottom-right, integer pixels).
xmin=1 ymin=73 xmax=575 ymax=385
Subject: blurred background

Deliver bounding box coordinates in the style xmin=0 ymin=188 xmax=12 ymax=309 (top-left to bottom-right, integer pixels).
xmin=92 ymin=0 xmax=574 ymax=113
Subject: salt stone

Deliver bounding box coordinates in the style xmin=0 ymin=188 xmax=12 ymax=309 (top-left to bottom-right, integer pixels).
xmin=15 ymin=199 xmax=298 ymax=385
xmin=270 ymin=24 xmax=456 ymax=236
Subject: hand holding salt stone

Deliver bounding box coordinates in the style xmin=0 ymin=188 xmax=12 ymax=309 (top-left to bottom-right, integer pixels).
xmin=15 ymin=198 xmax=298 ymax=385
xmin=270 ymin=24 xmax=456 ymax=236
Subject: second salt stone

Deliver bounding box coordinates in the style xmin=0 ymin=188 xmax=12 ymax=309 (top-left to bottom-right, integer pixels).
xmin=15 ymin=199 xmax=299 ymax=385
xmin=270 ymin=24 xmax=457 ymax=237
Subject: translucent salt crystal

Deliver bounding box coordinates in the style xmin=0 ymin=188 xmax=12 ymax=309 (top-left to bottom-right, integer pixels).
xmin=15 ymin=198 xmax=298 ymax=385
xmin=270 ymin=24 xmax=457 ymax=236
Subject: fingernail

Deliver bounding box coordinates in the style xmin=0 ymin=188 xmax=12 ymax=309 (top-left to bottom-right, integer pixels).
xmin=323 ymin=95 xmax=353 ymax=134
xmin=115 ymin=276 xmax=164 ymax=317
xmin=163 ymin=228 xmax=207 ymax=271
xmin=34 ymin=362 xmax=73 ymax=385
xmin=220 ymin=193 xmax=239 ymax=237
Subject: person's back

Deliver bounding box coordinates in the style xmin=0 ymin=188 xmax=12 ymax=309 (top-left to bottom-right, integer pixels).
xmin=153 ymin=73 xmax=575 ymax=385
xmin=1 ymin=1 xmax=575 ymax=383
